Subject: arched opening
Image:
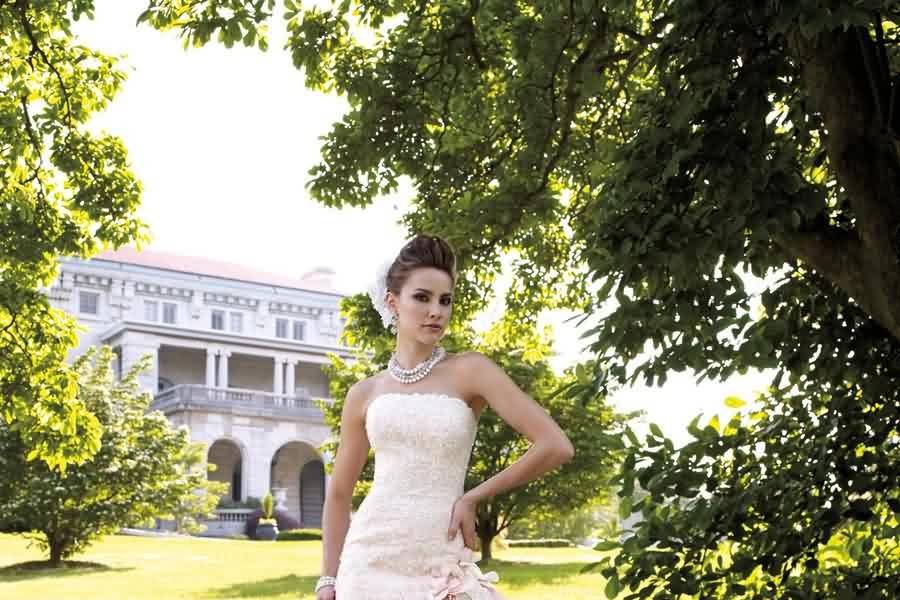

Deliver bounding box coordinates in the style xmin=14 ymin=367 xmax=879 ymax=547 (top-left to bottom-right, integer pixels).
xmin=300 ymin=460 xmax=325 ymax=528
xmin=270 ymin=441 xmax=324 ymax=525
xmin=207 ymin=438 xmax=243 ymax=502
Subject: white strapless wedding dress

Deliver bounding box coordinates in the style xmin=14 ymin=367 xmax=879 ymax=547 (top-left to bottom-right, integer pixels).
xmin=334 ymin=392 xmax=508 ymax=600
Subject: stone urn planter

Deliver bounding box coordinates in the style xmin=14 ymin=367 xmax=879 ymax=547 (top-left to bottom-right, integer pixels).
xmin=255 ymin=492 xmax=279 ymax=541
xmin=256 ymin=520 xmax=279 ymax=541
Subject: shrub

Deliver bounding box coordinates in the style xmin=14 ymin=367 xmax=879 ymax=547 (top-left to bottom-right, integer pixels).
xmin=217 ymin=496 xmax=261 ymax=510
xmin=244 ymin=509 xmax=300 ymax=538
xmin=507 ymin=538 xmax=574 ymax=548
xmin=276 ymin=528 xmax=322 ymax=541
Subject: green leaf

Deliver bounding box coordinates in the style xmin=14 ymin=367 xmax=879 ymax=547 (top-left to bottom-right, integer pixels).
xmin=605 ymin=573 xmax=621 ymax=599
xmin=724 ymin=395 xmax=745 ymax=408
xmin=619 ymin=495 xmax=633 ymax=520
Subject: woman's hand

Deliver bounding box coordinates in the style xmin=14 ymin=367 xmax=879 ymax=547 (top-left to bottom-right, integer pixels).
xmin=447 ymin=493 xmax=480 ymax=552
xmin=316 ymin=584 xmax=336 ymax=600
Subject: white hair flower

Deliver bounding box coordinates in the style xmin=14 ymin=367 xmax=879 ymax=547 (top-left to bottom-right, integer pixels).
xmin=366 ymin=257 xmax=395 ymax=329
xmin=365 ymin=236 xmax=416 ymax=330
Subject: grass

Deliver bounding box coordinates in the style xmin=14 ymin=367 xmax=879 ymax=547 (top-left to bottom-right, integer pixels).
xmin=0 ymin=533 xmax=610 ymax=599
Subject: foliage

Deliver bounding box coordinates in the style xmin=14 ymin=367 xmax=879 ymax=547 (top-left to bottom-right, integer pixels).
xmin=244 ymin=508 xmax=299 ymax=538
xmin=217 ymin=495 xmax=261 ymax=510
xmin=0 ymin=345 xmax=214 ymax=565
xmin=138 ymin=0 xmax=900 ymax=595
xmin=165 ymin=442 xmax=229 ymax=535
xmin=596 ymin=390 xmax=900 ymax=599
xmin=261 ymin=492 xmax=274 ymax=518
xmin=1 ymin=0 xmax=149 ymax=470
xmin=507 ymin=538 xmax=576 ymax=548
xmin=275 ymin=528 xmax=322 ymax=541
xmin=320 ymin=312 xmax=625 ymax=560
xmin=508 ymin=496 xmax=616 ymax=543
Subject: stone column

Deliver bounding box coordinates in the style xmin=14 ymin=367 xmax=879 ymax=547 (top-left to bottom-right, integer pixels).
xmin=205 ymin=348 xmax=216 ymax=387
xmin=217 ymin=349 xmax=231 ymax=388
xmin=120 ymin=339 xmax=160 ymax=396
xmin=246 ymin=442 xmax=273 ymax=500
xmin=285 ymin=359 xmax=296 ymax=396
xmin=321 ymin=448 xmax=333 ymax=500
xmin=272 ymin=356 xmax=283 ymax=395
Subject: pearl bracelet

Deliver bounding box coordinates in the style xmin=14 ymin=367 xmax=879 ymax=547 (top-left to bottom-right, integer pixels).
xmin=315 ymin=575 xmax=336 ymax=592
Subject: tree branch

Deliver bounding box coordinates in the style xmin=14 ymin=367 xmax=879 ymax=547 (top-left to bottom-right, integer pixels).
xmin=785 ymin=25 xmax=900 ymax=341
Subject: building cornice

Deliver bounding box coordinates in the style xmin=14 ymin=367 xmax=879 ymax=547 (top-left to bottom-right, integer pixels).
xmin=99 ymin=320 xmax=354 ymax=360
xmin=57 ymin=255 xmax=348 ymax=301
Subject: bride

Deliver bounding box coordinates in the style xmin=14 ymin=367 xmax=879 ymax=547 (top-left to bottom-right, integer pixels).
xmin=316 ymin=234 xmax=575 ymax=599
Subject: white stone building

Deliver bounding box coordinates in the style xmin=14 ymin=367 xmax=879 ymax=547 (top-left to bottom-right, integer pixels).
xmin=45 ymin=247 xmax=353 ymax=532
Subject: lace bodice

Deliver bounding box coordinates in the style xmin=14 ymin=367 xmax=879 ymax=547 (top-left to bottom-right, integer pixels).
xmin=366 ymin=392 xmax=478 ymax=498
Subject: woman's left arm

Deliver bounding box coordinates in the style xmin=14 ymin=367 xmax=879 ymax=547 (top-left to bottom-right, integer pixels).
xmin=460 ymin=351 xmax=575 ymax=505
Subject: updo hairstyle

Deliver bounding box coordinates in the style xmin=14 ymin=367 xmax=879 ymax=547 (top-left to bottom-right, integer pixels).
xmin=385 ymin=235 xmax=457 ymax=297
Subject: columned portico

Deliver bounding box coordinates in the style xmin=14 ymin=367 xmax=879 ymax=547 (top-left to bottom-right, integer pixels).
xmin=48 ymin=249 xmax=353 ymax=536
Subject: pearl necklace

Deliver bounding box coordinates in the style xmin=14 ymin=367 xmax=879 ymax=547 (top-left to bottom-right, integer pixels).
xmin=388 ymin=346 xmax=447 ymax=383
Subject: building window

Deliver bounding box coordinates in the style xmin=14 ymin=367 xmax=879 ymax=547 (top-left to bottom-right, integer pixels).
xmin=292 ymin=320 xmax=305 ymax=341
xmin=79 ymin=291 xmax=99 ymax=315
xmin=211 ymin=309 xmax=225 ymax=331
xmin=275 ymin=318 xmax=288 ymax=338
xmin=230 ymin=312 xmax=243 ymax=333
xmin=163 ymin=302 xmax=177 ymax=324
xmin=144 ymin=300 xmax=159 ymax=322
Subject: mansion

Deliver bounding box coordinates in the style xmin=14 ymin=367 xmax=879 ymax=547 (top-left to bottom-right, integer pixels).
xmin=45 ymin=247 xmax=354 ymax=534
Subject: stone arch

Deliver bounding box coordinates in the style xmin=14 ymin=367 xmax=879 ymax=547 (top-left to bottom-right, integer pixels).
xmin=270 ymin=440 xmax=325 ymax=526
xmin=207 ymin=438 xmax=246 ymax=502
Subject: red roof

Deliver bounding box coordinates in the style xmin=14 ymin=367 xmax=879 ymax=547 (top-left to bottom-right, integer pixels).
xmin=91 ymin=246 xmax=340 ymax=295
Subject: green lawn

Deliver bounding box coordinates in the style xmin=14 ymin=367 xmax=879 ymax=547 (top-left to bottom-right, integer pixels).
xmin=0 ymin=533 xmax=609 ymax=599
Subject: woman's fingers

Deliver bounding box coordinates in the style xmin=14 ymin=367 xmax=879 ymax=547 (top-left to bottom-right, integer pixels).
xmin=466 ymin=524 xmax=477 ymax=550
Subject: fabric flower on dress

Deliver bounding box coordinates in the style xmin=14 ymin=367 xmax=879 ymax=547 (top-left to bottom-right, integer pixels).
xmin=428 ymin=559 xmax=503 ymax=600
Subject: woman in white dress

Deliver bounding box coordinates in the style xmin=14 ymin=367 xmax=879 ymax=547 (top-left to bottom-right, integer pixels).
xmin=315 ymin=234 xmax=576 ymax=600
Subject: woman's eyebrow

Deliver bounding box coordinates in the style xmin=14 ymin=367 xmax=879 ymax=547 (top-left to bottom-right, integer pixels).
xmin=414 ymin=288 xmax=452 ymax=296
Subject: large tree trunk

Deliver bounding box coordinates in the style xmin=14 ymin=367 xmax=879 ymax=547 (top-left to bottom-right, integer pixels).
xmin=478 ymin=531 xmax=495 ymax=561
xmin=48 ymin=535 xmax=64 ymax=567
xmin=476 ymin=512 xmax=500 ymax=561
xmin=780 ymin=26 xmax=900 ymax=342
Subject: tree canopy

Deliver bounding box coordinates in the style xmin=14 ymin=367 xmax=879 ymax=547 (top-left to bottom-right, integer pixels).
xmin=0 ymin=345 xmax=216 ymax=566
xmin=2 ymin=0 xmax=148 ymax=470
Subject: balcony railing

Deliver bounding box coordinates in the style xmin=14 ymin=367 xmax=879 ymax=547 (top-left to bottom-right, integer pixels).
xmin=151 ymin=384 xmax=333 ymax=421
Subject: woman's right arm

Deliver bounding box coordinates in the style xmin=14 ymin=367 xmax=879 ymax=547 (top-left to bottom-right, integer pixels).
xmin=318 ymin=381 xmax=372 ymax=597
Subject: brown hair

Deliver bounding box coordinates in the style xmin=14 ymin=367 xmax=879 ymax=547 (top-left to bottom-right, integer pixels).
xmin=385 ymin=234 xmax=457 ymax=296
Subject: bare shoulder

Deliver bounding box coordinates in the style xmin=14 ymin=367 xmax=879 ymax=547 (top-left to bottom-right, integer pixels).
xmin=343 ymin=375 xmax=381 ymax=419
xmin=453 ymin=350 xmax=496 ymax=371
xmin=449 ymin=351 xmax=501 ymax=412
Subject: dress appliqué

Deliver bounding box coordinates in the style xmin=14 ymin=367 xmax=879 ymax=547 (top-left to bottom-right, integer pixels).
xmin=428 ymin=552 xmax=503 ymax=600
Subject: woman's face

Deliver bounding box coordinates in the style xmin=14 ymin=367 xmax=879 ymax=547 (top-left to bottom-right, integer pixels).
xmin=387 ymin=267 xmax=454 ymax=341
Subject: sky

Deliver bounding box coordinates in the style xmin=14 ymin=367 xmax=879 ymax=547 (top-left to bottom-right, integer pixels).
xmin=73 ymin=0 xmax=771 ymax=446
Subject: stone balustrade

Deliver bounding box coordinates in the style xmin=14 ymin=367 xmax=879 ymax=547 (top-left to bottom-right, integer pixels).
xmin=151 ymin=384 xmax=334 ymax=422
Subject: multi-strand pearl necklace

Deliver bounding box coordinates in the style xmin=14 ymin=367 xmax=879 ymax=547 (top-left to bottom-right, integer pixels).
xmin=388 ymin=346 xmax=447 ymax=383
